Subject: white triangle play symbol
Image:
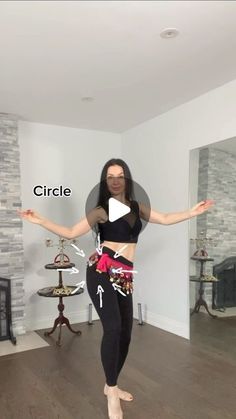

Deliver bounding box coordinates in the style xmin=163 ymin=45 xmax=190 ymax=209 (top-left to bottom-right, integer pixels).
xmin=108 ymin=198 xmax=131 ymax=222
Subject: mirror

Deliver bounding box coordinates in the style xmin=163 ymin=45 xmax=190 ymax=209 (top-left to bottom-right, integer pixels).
xmin=189 ymin=136 xmax=236 ymax=358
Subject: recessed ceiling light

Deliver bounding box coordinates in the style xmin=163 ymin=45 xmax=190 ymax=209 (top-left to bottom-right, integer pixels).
xmin=81 ymin=97 xmax=94 ymax=102
xmin=160 ymin=28 xmax=179 ymax=39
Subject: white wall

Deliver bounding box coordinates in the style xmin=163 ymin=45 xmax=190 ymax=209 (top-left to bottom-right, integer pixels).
xmin=18 ymin=121 xmax=121 ymax=331
xmin=121 ymin=79 xmax=236 ymax=339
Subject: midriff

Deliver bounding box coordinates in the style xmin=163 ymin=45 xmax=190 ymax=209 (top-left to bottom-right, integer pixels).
xmin=101 ymin=241 xmax=136 ymax=263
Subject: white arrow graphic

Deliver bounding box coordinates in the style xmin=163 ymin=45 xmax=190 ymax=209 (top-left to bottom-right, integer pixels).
xmin=71 ymin=280 xmax=85 ymax=295
xmin=57 ymin=266 xmax=79 ymax=274
xmin=112 ymin=283 xmax=127 ymax=297
xmin=111 ymin=267 xmax=138 ymax=275
xmin=96 ymin=233 xmax=103 ymax=255
xmin=96 ymin=246 xmax=103 ymax=256
xmin=114 ymin=244 xmax=128 ymax=259
xmin=97 ymin=285 xmax=104 ymax=308
xmin=71 ymin=243 xmax=85 ymax=257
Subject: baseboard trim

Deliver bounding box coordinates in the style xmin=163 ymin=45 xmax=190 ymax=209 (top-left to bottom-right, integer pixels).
xmin=24 ymin=308 xmax=189 ymax=339
xmin=134 ymin=308 xmax=189 ymax=340
xmin=24 ymin=309 xmax=100 ymax=332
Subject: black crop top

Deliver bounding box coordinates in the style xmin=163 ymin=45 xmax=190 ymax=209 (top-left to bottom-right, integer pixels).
xmin=98 ymin=200 xmax=142 ymax=243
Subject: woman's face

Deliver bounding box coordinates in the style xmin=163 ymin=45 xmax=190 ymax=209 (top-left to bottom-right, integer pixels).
xmin=106 ymin=165 xmax=126 ymax=196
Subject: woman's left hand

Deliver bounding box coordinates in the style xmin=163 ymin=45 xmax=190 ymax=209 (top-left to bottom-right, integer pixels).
xmin=190 ymin=199 xmax=215 ymax=217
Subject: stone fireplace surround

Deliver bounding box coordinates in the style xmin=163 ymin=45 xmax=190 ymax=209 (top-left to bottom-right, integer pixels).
xmin=0 ymin=113 xmax=25 ymax=335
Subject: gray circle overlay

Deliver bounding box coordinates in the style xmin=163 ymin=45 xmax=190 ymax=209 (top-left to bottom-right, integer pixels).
xmin=85 ymin=178 xmax=151 ymax=235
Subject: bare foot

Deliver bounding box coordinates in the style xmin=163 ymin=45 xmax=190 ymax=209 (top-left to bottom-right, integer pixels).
xmin=106 ymin=385 xmax=123 ymax=419
xmin=104 ymin=383 xmax=133 ymax=402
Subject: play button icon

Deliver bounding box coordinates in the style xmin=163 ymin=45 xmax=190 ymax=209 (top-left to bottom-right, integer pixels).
xmin=109 ymin=198 xmax=130 ymax=222
xmin=85 ymin=177 xmax=151 ymax=235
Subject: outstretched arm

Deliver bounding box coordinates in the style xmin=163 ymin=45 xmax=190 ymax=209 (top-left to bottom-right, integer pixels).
xmin=139 ymin=200 xmax=214 ymax=225
xmin=41 ymin=216 xmax=92 ymax=239
xmin=17 ymin=207 xmax=105 ymax=239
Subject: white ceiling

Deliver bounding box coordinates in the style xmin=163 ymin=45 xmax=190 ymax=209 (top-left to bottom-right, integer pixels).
xmin=1 ymin=1 xmax=236 ymax=133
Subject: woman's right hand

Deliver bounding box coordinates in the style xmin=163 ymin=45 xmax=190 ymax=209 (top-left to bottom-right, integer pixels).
xmin=17 ymin=209 xmax=45 ymax=225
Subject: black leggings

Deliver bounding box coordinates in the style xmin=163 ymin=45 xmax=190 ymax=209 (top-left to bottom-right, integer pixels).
xmin=86 ymin=264 xmax=133 ymax=386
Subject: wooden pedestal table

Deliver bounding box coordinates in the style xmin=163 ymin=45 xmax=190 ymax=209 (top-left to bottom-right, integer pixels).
xmin=190 ymin=277 xmax=218 ymax=319
xmin=37 ymin=262 xmax=84 ymax=346
xmin=190 ymin=256 xmax=218 ymax=319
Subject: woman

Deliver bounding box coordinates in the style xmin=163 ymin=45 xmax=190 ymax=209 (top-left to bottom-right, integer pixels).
xmin=18 ymin=158 xmax=214 ymax=419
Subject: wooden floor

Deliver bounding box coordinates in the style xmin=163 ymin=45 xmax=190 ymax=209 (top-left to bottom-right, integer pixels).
xmin=1 ymin=315 xmax=236 ymax=419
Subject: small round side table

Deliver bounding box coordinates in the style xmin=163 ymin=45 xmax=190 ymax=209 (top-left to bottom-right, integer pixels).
xmin=37 ymin=262 xmax=84 ymax=346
